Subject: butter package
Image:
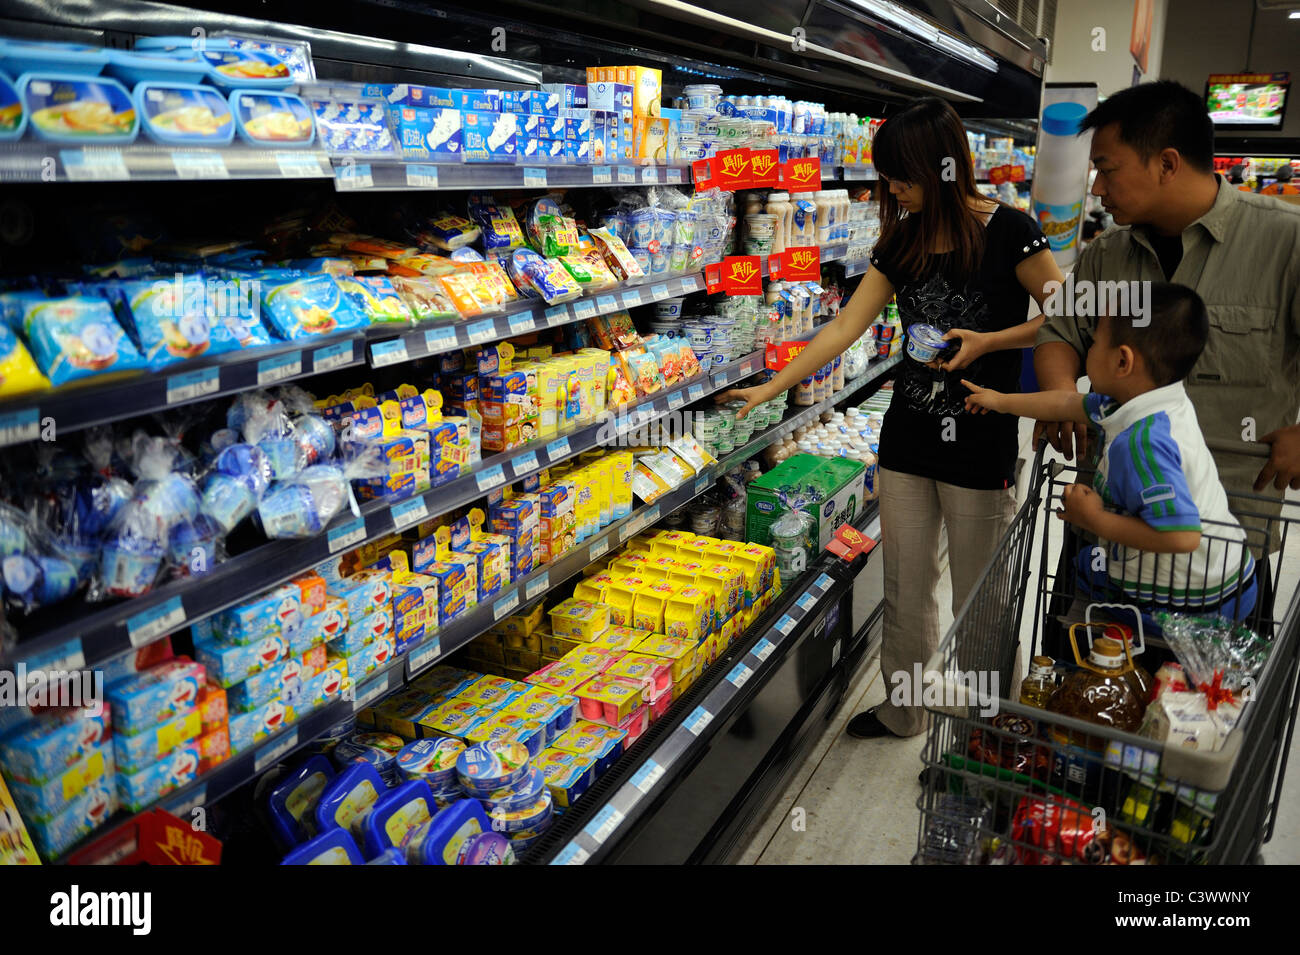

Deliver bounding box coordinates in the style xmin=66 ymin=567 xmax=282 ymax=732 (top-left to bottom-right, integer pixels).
xmin=332 ymin=569 xmax=392 ymax=622
xmin=461 ymin=109 xmax=516 ymax=162
xmin=535 ymin=747 xmax=595 ymax=808
xmin=387 ymin=104 xmax=463 ymax=160
xmin=548 ymin=598 xmax=610 ymax=642
xmin=0 ymin=704 xmax=111 ymax=786
xmin=196 ymin=630 xmax=290 ymax=689
xmin=327 ymin=604 xmax=393 ymax=656
xmin=24 ymin=779 xmax=118 ymax=859
xmin=9 ymin=744 xmax=112 ymax=821
xmin=420 ymin=561 xmax=472 ymax=627
xmin=227 ymin=697 xmax=295 ymax=754
xmin=113 ymin=708 xmax=202 ymax=775
xmin=365 ymin=83 xmax=456 ymax=108
xmin=106 ymin=659 xmax=205 ymax=735
xmin=116 ymin=741 xmax=201 ymax=812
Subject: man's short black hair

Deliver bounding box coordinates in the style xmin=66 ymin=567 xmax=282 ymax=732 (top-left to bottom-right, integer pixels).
xmin=1081 ymin=81 xmax=1215 ymax=172
xmin=1104 ymin=282 xmax=1209 ymax=386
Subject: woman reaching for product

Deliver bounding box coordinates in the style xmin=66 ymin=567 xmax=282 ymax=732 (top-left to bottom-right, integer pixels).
xmin=718 ymin=97 xmax=1065 ymax=740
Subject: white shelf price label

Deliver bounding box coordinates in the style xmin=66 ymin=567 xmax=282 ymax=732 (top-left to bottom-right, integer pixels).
xmin=589 ymin=538 xmax=609 ymax=561
xmin=814 ymin=573 xmax=834 ymax=593
xmin=644 ymin=504 xmax=661 ymax=525
xmin=592 ymin=166 xmax=612 ymax=184
xmin=727 ymin=662 xmax=753 ymax=688
xmin=126 ymin=596 xmax=186 ymax=647
xmin=405 ymin=164 xmax=440 ymax=188
xmin=334 ymin=162 xmax=373 ymax=190
xmin=391 ymin=496 xmax=429 ymax=530
xmin=276 ymin=152 xmax=327 ymax=177
xmin=774 ymin=614 xmax=797 ymax=636
xmin=166 ymin=367 xmax=220 ymax=405
xmin=312 ymin=340 xmax=354 ymax=373
xmin=619 ymin=522 xmax=635 ymax=543
xmin=512 ymin=451 xmax=539 ymax=477
xmin=622 ymin=289 xmax=642 ymax=308
xmin=466 ymin=319 xmax=497 ymax=345
xmin=553 ymin=843 xmax=590 ymax=865
xmin=694 ymin=475 xmax=711 ymax=495
xmin=752 ymin=637 xmax=776 ymax=662
xmin=545 ymin=437 xmax=571 ymax=461
xmin=371 ymin=339 xmax=410 ymax=367
xmin=595 ymin=295 xmax=618 ymax=315
xmin=523 ymin=167 xmax=548 ymax=187
xmin=525 ymin=572 xmax=550 ymax=601
xmin=544 ymin=305 xmax=570 ymax=326
xmin=667 ymin=390 xmax=685 ymax=410
xmin=328 ymin=517 xmax=367 ymax=553
xmin=508 ymin=312 xmax=536 ymax=335
xmin=630 ymin=759 xmax=665 ymax=794
xmin=408 ymin=638 xmax=442 ymax=677
xmin=740 ymin=359 xmax=755 ymax=376
xmin=172 ymin=151 xmax=229 ymax=179
xmin=354 ymin=674 xmax=389 ymax=711
xmin=584 ymin=804 xmax=625 ymax=844
xmin=795 ymin=592 xmax=817 ymax=614
xmin=573 ymin=299 xmax=597 ymax=320
xmin=254 ymin=730 xmax=300 ymax=773
xmin=666 ymin=168 xmax=683 ymax=184
xmin=687 ymin=384 xmax=705 ymax=401
xmin=641 ymin=167 xmax=660 ymax=183
xmin=650 ymin=283 xmax=670 ymax=300
xmin=61 ymin=148 xmax=129 ymax=181
xmin=475 ymin=464 xmax=506 ymax=492
xmin=423 ymin=326 xmax=458 ymax=355
xmin=617 ymin=166 xmax=637 ymax=183
xmin=165 ymin=784 xmax=207 ymax=819
xmin=257 ymin=351 xmax=302 ymax=386
xmin=0 ymin=409 xmax=40 ymax=447
xmin=684 ymin=706 xmax=713 ymax=736
xmin=493 ymin=590 xmax=520 ymax=620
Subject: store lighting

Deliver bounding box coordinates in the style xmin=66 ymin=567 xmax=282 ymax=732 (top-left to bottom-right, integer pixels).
xmin=1291 ymin=10 xmax=1300 ymax=17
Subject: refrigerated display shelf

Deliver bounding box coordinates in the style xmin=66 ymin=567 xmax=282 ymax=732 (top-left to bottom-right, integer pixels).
xmin=332 ymin=159 xmax=691 ymax=192
xmin=43 ymin=351 xmax=899 ymax=863
xmin=0 ymin=141 xmax=333 ymax=184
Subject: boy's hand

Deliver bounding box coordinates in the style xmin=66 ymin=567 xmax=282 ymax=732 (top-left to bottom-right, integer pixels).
xmin=1058 ymin=482 xmax=1103 ymax=532
xmin=959 ymin=378 xmax=1000 ymax=415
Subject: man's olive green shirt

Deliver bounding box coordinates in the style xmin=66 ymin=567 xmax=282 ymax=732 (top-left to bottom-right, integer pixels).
xmin=1036 ymin=176 xmax=1300 ymax=541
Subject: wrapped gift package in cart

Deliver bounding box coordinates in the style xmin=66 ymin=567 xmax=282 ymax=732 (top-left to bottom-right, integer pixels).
xmin=916 ymin=442 xmax=1300 ymax=865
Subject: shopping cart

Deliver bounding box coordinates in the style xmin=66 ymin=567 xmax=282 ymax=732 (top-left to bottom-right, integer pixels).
xmin=914 ymin=442 xmax=1300 ymax=865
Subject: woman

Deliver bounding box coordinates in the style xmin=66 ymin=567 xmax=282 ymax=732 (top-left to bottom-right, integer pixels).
xmin=719 ymin=97 xmax=1064 ymax=739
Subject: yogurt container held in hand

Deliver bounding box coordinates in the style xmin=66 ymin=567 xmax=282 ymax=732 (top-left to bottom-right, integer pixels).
xmin=905 ymin=323 xmax=954 ymax=364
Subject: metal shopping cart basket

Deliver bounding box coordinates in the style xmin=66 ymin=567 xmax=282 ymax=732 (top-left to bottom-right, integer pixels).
xmin=915 ymin=442 xmax=1300 ymax=865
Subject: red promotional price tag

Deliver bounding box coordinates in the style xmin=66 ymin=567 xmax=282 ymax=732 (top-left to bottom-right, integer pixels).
xmin=782 ymin=155 xmax=822 ymax=193
xmin=720 ymin=256 xmax=763 ymax=295
xmin=1010 ymin=164 xmax=1026 ymax=183
xmin=749 ymin=149 xmax=780 ymax=188
xmin=781 ymin=246 xmax=820 ymax=281
xmin=988 ymin=165 xmax=1010 ymax=185
xmin=692 ymin=157 xmax=715 ymax=191
xmin=714 ymin=148 xmax=752 ymax=191
xmin=705 ymin=262 xmax=724 ymax=294
xmin=765 ymin=340 xmax=808 ymax=370
xmin=767 ymin=254 xmax=783 ymax=280
xmin=826 ymin=524 xmax=877 ymax=561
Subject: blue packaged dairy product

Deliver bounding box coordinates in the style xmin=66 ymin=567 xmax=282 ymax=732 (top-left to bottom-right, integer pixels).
xmin=281 ymin=825 xmax=364 ymax=864
xmin=534 ymin=747 xmax=595 ymax=808
xmin=296 ymin=596 xmax=349 ymax=650
xmin=259 ymin=273 xmax=369 ymax=339
xmin=367 ymin=847 xmax=408 ymax=864
xmin=314 ymin=760 xmax=385 ymax=838
xmin=456 ymin=830 xmax=515 ymax=864
xmin=104 ymin=48 xmax=209 ymax=85
xmin=401 ymin=798 xmax=491 ymax=864
xmin=112 ymin=707 xmax=201 ymax=774
xmin=107 ymin=659 xmax=205 ymax=736
xmin=541 ymin=83 xmax=587 ymax=108
xmin=0 ymin=39 xmax=109 ymax=76
xmin=450 ymin=88 xmax=500 ymax=111
xmin=332 ymin=731 xmax=404 ymax=787
xmin=211 ymin=582 xmax=310 ymax=645
xmin=364 ymin=83 xmax=454 ymax=108
xmin=331 ymin=569 xmax=392 ymax=622
xmin=455 ymin=739 xmax=529 ymax=796
xmin=361 ymin=777 xmax=436 ymax=857
xmin=226 ymin=654 xmax=307 ymax=713
xmin=227 ymin=696 xmax=294 ymax=753
xmin=1 ymin=293 xmax=146 ymax=386
xmin=485 ymin=788 xmax=552 ymax=836
xmin=298 ymin=656 xmax=348 ymax=711
xmin=0 ymin=705 xmax=110 ymax=786
xmin=395 ymin=737 xmax=465 ymax=789
xmin=133 ymin=81 xmax=234 ymax=145
xmin=267 ymin=755 xmax=335 ymax=848
xmin=23 ymin=777 xmax=118 ymax=858
xmin=327 ymin=606 xmax=391 ymax=656
xmin=133 ymin=36 xmax=235 ymax=53
xmin=19 ymin=72 xmax=138 ymax=143
xmin=478 ymin=764 xmax=546 ymax=813
xmin=312 ymin=98 xmax=394 ymax=156
xmin=461 ymin=110 xmax=516 ymax=162
xmin=229 ymin=90 xmax=314 ymax=147
xmin=115 ymin=276 xmax=247 ymax=369
xmin=198 ymin=48 xmax=292 ymax=89
xmin=0 ymin=69 xmax=27 ymax=140
xmin=116 ymin=740 xmax=200 ymax=811
xmin=386 ymin=104 xmax=462 ymax=161
xmin=195 ymin=630 xmax=289 ymax=689
xmin=7 ymin=742 xmax=111 ymax=820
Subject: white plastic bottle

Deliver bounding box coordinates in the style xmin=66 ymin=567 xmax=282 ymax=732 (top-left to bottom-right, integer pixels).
xmin=766 ymin=191 xmax=794 ymax=254
xmin=1030 ymin=101 xmax=1092 ymax=266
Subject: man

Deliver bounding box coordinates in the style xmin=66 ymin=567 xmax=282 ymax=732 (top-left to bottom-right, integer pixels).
xmin=1036 ymin=81 xmax=1300 ymax=517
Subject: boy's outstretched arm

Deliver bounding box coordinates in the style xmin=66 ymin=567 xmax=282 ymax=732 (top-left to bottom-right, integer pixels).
xmin=1058 ymin=484 xmax=1201 ymax=554
xmin=960 ymin=380 xmax=1090 ymax=424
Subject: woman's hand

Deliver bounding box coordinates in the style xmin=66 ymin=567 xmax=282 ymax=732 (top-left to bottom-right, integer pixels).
xmin=938 ymin=328 xmax=988 ymax=372
xmin=715 ymin=384 xmax=773 ymax=420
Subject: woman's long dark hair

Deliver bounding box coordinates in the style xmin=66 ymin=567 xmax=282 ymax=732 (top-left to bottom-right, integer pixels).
xmin=872 ymin=97 xmax=990 ymax=281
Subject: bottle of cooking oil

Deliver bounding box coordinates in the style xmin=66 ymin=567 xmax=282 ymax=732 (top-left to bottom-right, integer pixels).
xmin=1019 ymin=656 xmax=1057 ymax=709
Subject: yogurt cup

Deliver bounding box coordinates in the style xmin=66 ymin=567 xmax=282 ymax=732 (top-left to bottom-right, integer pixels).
xmin=906 ymin=323 xmax=950 ymax=364
xmin=655 ymin=297 xmax=685 ymax=320
xmin=683 ymin=84 xmax=723 ymax=110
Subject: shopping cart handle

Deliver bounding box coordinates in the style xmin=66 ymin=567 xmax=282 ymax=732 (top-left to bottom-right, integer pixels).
xmin=1206 ymin=438 xmax=1272 ymax=459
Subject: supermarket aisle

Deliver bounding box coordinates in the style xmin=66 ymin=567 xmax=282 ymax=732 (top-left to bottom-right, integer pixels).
xmin=741 ymin=421 xmax=1300 ymax=865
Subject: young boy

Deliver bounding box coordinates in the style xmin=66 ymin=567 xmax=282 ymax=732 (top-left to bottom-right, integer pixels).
xmin=962 ymin=282 xmax=1256 ymax=618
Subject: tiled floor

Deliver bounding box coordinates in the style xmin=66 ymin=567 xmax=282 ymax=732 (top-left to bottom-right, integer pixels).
xmin=740 ymin=419 xmax=1300 ymax=865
